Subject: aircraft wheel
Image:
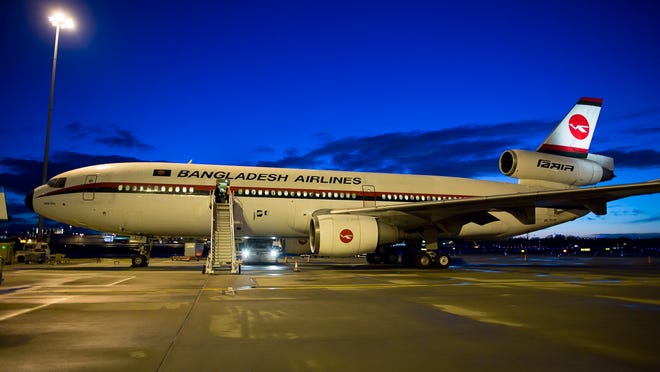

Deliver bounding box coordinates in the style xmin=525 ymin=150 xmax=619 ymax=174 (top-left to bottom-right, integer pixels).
xmin=132 ymin=255 xmax=148 ymax=267
xmin=366 ymin=253 xmax=377 ymax=264
xmin=414 ymin=252 xmax=434 ymax=269
xmin=383 ymin=251 xmax=399 ymax=264
xmin=436 ymin=254 xmax=451 ymax=269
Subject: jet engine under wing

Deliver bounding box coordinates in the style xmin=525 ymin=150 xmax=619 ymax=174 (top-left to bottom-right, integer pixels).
xmin=325 ymin=180 xmax=660 ymax=229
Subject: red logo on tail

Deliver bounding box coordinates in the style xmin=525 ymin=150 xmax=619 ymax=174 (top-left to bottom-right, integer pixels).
xmin=568 ymin=114 xmax=590 ymax=140
xmin=339 ymin=229 xmax=354 ymax=243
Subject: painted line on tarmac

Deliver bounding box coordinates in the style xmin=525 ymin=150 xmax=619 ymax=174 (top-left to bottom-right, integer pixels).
xmin=0 ymin=285 xmax=32 ymax=295
xmin=433 ymin=304 xmax=525 ymax=328
xmin=105 ymin=276 xmax=136 ymax=286
xmin=596 ymin=295 xmax=660 ymax=306
xmin=0 ymin=296 xmax=70 ymax=322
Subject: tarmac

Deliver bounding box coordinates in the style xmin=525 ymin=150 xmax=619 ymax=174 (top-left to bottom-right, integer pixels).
xmin=0 ymin=255 xmax=658 ymax=371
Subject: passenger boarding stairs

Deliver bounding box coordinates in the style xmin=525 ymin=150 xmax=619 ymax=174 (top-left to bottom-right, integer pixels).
xmin=205 ymin=182 xmax=240 ymax=274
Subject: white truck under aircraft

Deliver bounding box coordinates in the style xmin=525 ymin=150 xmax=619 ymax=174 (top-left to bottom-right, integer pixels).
xmin=25 ymin=98 xmax=660 ymax=268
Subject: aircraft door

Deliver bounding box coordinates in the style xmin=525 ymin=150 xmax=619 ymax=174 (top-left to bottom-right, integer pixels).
xmin=83 ymin=175 xmax=97 ymax=201
xmin=362 ymin=185 xmax=376 ymax=207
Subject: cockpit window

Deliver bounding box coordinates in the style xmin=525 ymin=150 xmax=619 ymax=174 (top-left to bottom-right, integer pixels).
xmin=47 ymin=177 xmax=67 ymax=188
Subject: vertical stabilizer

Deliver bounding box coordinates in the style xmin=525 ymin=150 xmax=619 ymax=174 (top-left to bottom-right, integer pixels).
xmin=537 ymin=97 xmax=603 ymax=158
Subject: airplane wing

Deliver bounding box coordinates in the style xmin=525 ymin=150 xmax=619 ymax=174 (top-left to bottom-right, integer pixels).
xmin=325 ymin=180 xmax=660 ymax=232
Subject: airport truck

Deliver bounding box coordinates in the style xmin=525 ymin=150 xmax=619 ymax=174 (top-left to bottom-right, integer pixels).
xmin=15 ymin=242 xmax=50 ymax=264
xmin=238 ymin=238 xmax=282 ymax=264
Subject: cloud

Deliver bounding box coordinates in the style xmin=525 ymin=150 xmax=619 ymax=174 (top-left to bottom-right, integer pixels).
xmin=610 ymin=106 xmax=660 ymax=122
xmin=64 ymin=122 xmax=155 ymax=151
xmin=632 ymin=214 xmax=660 ymax=224
xmin=256 ymin=119 xmax=660 ymax=179
xmin=602 ymin=149 xmax=660 ymax=169
xmin=96 ymin=128 xmax=155 ymax=151
xmin=257 ymin=121 xmax=549 ymax=177
xmin=63 ymin=122 xmax=89 ymax=139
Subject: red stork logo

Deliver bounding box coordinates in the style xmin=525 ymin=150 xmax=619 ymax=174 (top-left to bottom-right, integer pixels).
xmin=339 ymin=229 xmax=354 ymax=243
xmin=568 ymin=114 xmax=590 ymax=140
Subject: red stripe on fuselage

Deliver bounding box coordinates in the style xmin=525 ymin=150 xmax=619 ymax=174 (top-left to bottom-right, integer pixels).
xmin=37 ymin=181 xmax=473 ymax=202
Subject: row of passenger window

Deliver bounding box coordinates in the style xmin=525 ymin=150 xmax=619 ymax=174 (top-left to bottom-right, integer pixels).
xmin=117 ymin=185 xmax=195 ymax=193
xmin=381 ymin=194 xmax=464 ymax=201
xmin=233 ymin=188 xmax=463 ymax=202
xmin=114 ymin=184 xmax=465 ymax=201
xmin=234 ymin=188 xmax=359 ymax=199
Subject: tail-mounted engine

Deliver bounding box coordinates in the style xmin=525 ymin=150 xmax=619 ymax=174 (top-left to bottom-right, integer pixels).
xmin=309 ymin=214 xmax=400 ymax=257
xmin=499 ymin=150 xmax=614 ymax=187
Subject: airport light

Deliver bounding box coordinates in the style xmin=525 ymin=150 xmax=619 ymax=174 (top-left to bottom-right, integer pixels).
xmin=38 ymin=11 xmax=74 ymax=236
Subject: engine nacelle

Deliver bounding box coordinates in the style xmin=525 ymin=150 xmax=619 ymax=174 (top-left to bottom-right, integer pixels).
xmin=499 ymin=150 xmax=614 ymax=186
xmin=309 ymin=214 xmax=400 ymax=257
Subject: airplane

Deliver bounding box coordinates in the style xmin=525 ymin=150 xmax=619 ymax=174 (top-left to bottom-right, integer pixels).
xmin=25 ymin=97 xmax=660 ymax=268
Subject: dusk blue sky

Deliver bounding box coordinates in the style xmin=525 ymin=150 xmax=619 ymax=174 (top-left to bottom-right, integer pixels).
xmin=1 ymin=0 xmax=659 ymax=237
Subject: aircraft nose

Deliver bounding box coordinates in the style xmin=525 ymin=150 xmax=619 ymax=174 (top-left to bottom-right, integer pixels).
xmin=25 ymin=190 xmax=34 ymax=213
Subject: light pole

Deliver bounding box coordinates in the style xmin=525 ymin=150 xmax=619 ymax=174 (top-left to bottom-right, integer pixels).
xmin=38 ymin=12 xmax=74 ymax=236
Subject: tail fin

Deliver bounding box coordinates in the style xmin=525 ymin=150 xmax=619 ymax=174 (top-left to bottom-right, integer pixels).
xmin=537 ymin=97 xmax=603 ymax=158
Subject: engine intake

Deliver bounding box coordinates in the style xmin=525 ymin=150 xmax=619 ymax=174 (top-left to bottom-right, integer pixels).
xmin=309 ymin=214 xmax=400 ymax=257
xmin=499 ymin=150 xmax=614 ymax=186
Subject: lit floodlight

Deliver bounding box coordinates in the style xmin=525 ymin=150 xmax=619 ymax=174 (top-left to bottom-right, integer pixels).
xmin=49 ymin=12 xmax=75 ymax=29
xmin=39 ymin=10 xmax=75 ymax=236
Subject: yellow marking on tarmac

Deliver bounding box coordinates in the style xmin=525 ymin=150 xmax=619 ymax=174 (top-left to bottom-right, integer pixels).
xmin=105 ymin=276 xmax=136 ymax=286
xmin=79 ymin=302 xmax=190 ymax=311
xmin=451 ymin=276 xmax=535 ymax=284
xmin=596 ymin=295 xmax=660 ymax=306
xmin=433 ymin=304 xmax=524 ymax=328
xmin=247 ymin=283 xmax=433 ymax=291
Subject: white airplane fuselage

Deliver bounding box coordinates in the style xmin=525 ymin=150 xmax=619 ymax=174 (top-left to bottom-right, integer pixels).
xmin=30 ymin=162 xmax=584 ymax=239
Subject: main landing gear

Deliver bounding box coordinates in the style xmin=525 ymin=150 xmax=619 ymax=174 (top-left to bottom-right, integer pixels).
xmin=367 ymin=244 xmax=451 ymax=269
xmin=131 ymin=239 xmax=153 ymax=267
xmin=413 ymin=251 xmax=451 ymax=269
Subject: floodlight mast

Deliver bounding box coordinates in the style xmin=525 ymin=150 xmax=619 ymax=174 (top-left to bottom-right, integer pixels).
xmin=38 ymin=12 xmax=74 ymax=237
